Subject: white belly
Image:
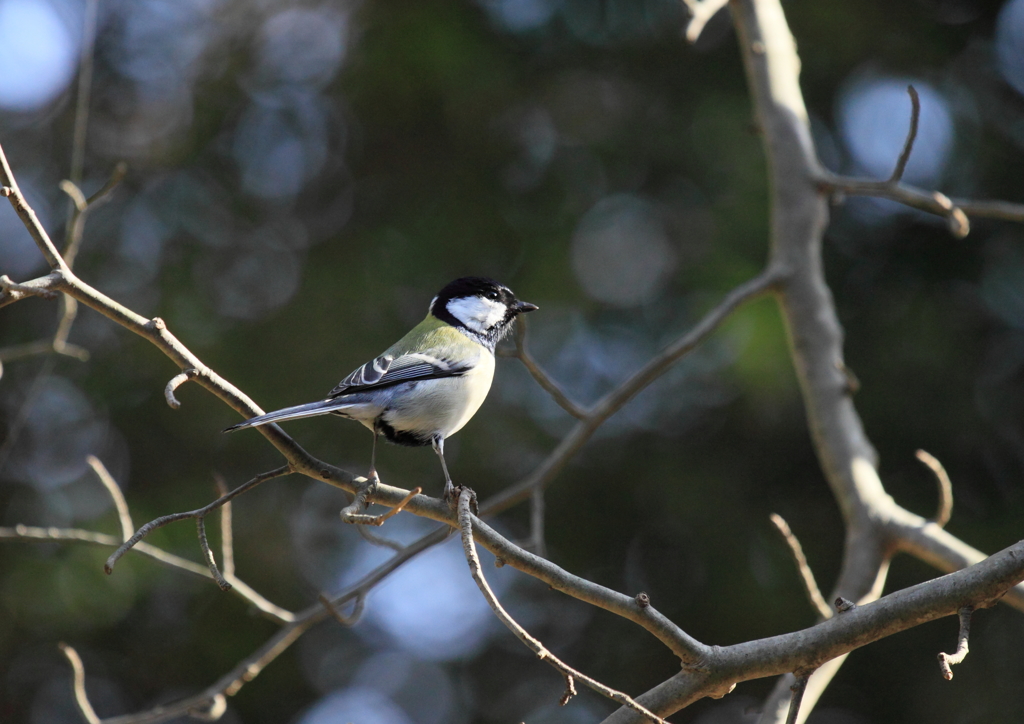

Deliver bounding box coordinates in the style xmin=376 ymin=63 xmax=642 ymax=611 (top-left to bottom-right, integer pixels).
xmin=383 ymin=353 xmax=495 ymax=440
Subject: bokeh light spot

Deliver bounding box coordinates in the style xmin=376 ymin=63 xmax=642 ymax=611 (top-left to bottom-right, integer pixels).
xmin=571 ymin=194 xmax=677 ymax=307
xmin=297 ymin=687 xmax=414 ymax=724
xmin=0 ymin=0 xmax=78 ymax=110
xmin=256 ymin=8 xmax=346 ymax=89
xmin=997 ymin=0 xmax=1024 ymax=97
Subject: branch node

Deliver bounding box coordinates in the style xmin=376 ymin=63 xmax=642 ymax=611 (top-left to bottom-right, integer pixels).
xmin=834 ymin=597 xmax=856 ymax=613
xmin=785 ymin=672 xmax=813 ymax=724
xmin=635 ymin=592 xmax=651 ymax=609
xmin=319 ymin=592 xmax=366 ymax=625
xmin=937 ymin=606 xmax=973 ymax=680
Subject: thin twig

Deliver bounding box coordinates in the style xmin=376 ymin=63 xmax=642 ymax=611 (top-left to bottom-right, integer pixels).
xmin=59 ymin=643 xmax=101 ymax=724
xmin=0 ymin=122 xmax=67 ymax=271
xmin=87 ymin=455 xmax=134 ymax=542
xmin=70 ymin=526 xmax=450 ymax=724
xmin=560 ymin=672 xmax=578 ymax=706
xmin=915 ymin=449 xmax=953 ymax=528
xmin=0 ymin=338 xmax=89 ymax=362
xmin=510 ymin=316 xmax=588 ymax=419
xmin=785 ymin=673 xmax=811 ymax=724
xmin=215 ymin=475 xmax=235 ymax=579
xmin=889 ymin=86 xmax=920 ymax=183
xmin=458 ymin=488 xmax=670 ymax=723
xmin=318 ymin=592 xmax=366 ymax=625
xmin=682 ymin=0 xmax=730 ymax=43
xmin=165 ymin=368 xmax=200 ymax=409
xmin=197 ymin=516 xmax=231 ymax=591
xmin=355 ymin=523 xmax=406 ymax=551
xmin=769 ymin=514 xmax=831 ymax=620
xmin=483 ymin=269 xmax=779 ymax=514
xmin=342 ymin=486 xmax=422 ymax=526
xmin=937 ymin=606 xmax=973 ymax=680
xmin=105 ymin=466 xmax=290 ymax=575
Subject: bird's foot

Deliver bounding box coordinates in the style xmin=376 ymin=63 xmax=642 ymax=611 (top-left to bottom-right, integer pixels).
xmin=444 ymin=483 xmax=478 ymax=515
xmin=443 ymin=480 xmax=457 ymax=510
xmin=366 ymin=468 xmax=381 ymax=497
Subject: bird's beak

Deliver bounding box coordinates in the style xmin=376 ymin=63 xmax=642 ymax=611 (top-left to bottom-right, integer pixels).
xmin=515 ymin=301 xmax=539 ymax=314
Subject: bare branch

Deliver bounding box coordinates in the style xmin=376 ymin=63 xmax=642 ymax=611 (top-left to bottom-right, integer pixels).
xmin=937 ymin=606 xmax=972 ymax=680
xmin=457 ymin=488 xmax=669 ymax=723
xmin=87 ymin=526 xmax=450 ymax=724
xmin=0 ymin=273 xmax=59 ymax=300
xmin=484 ymin=269 xmax=779 ymax=513
xmin=509 ymin=316 xmax=588 ymax=419
xmin=105 ymin=466 xmax=290 ymax=576
xmin=344 ymin=486 xmax=422 ymax=526
xmin=769 ymin=514 xmax=831 ymax=620
xmin=915 ymin=449 xmax=953 ymax=528
xmin=87 ymin=455 xmax=133 ymax=542
xmin=0 ymin=337 xmax=90 ymax=362
xmin=889 ymin=86 xmax=920 ymax=183
xmin=821 ymin=174 xmax=973 ymax=238
xmin=59 ymin=643 xmax=101 ymax=724
xmin=0 ymin=145 xmax=68 ymax=270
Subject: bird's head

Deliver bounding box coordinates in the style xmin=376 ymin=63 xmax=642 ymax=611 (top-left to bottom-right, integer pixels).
xmin=430 ymin=277 xmax=538 ymax=344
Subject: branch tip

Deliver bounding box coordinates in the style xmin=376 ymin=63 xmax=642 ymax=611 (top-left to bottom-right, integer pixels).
xmin=889 ymin=85 xmax=921 ymax=184
xmin=59 ymin=643 xmax=101 ymax=724
xmin=937 ymin=606 xmax=973 ymax=680
xmin=915 ymin=449 xmax=953 ymax=528
xmin=834 ymin=597 xmax=856 ymax=613
xmin=166 ymin=368 xmax=200 ymax=409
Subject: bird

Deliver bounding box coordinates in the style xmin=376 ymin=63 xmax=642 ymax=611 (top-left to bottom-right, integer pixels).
xmin=225 ymin=277 xmax=538 ymax=501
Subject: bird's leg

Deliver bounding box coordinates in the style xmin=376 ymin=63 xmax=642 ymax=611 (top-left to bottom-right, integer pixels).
xmin=432 ymin=436 xmax=455 ymax=505
xmin=367 ymin=430 xmax=381 ymax=494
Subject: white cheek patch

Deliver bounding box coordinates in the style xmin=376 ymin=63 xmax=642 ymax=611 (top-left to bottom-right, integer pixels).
xmin=446 ymin=296 xmax=507 ymax=333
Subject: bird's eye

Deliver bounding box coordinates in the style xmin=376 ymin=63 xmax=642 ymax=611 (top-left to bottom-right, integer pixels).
xmin=487 ymin=291 xmax=498 ymax=300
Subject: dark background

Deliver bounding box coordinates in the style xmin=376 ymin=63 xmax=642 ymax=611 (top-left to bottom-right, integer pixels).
xmin=2 ymin=0 xmax=1024 ymax=722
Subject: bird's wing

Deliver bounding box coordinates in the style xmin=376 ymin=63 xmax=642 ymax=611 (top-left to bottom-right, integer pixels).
xmin=328 ymin=352 xmax=474 ymax=397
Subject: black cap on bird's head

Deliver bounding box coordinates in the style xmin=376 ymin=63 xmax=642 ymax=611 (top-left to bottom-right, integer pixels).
xmin=430 ymin=277 xmax=538 ymax=346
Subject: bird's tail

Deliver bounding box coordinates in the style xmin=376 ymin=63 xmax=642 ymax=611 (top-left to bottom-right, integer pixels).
xmin=224 ymin=399 xmax=343 ymax=433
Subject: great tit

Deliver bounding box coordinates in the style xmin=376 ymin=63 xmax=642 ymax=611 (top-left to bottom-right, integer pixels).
xmin=225 ymin=277 xmax=538 ymax=500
